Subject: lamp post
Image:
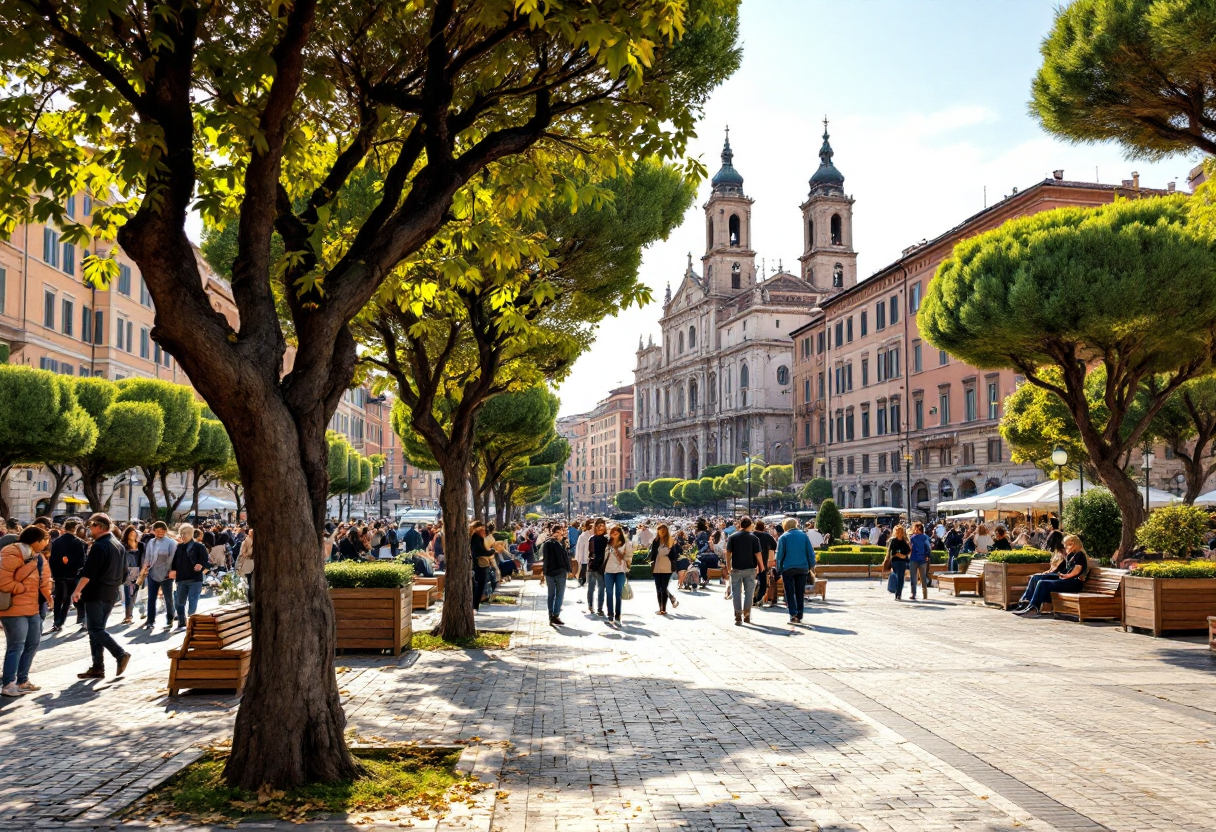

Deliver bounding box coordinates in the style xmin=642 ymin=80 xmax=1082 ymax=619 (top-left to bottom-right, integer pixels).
xmin=1051 ymin=446 xmax=1068 ymax=523
xmin=743 ymin=451 xmax=752 ymax=517
xmin=567 ymin=487 xmax=573 ymax=522
xmin=1142 ymin=443 xmax=1154 ymax=513
xmin=378 ymin=464 xmax=386 ymax=518
xmin=903 ymin=448 xmax=913 ymax=524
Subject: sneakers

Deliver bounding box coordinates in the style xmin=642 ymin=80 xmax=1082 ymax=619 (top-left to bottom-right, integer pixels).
xmin=670 ymin=597 xmax=679 ymax=609
xmin=789 ymin=617 xmax=798 ymax=625
xmin=1016 ymin=607 xmax=1041 ymax=617
xmin=17 ymin=681 xmax=41 ymax=692
xmin=1 ymin=683 xmax=24 ymax=697
xmin=115 ymin=653 xmax=132 ymax=677
xmin=77 ymin=667 xmax=105 ymax=679
xmin=47 ymin=625 xmax=61 ymax=633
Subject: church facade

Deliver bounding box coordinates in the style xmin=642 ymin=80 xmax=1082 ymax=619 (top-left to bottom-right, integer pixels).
xmin=631 ymin=127 xmax=857 ymax=482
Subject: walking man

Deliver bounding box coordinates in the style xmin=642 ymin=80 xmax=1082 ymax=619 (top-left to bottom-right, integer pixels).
xmin=585 ymin=519 xmax=608 ymax=615
xmin=725 ymin=516 xmax=764 ymax=626
xmin=542 ymin=523 xmax=571 ymax=626
xmin=140 ymin=521 xmax=177 ymax=630
xmin=72 ymin=514 xmax=131 ymax=679
xmin=48 ymin=517 xmax=87 ymax=632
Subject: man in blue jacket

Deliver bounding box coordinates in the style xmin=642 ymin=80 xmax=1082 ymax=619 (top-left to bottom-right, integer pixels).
xmin=775 ymin=518 xmax=816 ymax=624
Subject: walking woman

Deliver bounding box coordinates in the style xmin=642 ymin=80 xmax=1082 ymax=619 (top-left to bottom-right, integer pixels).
xmin=648 ymin=523 xmax=682 ymax=615
xmin=603 ymin=524 xmax=631 ymax=626
xmin=470 ymin=522 xmax=494 ymax=612
xmin=0 ymin=526 xmax=53 ymax=696
xmin=908 ymin=522 xmax=932 ymax=600
xmin=885 ymin=524 xmax=912 ymax=601
xmin=119 ymin=525 xmax=143 ymax=624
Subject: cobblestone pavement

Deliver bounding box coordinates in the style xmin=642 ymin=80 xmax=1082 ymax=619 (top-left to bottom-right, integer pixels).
xmin=2 ymin=577 xmax=1215 ymax=832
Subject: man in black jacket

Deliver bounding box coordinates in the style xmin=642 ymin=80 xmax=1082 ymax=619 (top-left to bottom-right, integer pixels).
xmin=71 ymin=514 xmax=131 ymax=679
xmin=48 ymin=517 xmax=88 ymax=631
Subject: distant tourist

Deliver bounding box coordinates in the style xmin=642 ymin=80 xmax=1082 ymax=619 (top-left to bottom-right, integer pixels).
xmin=72 ymin=515 xmax=132 ymax=680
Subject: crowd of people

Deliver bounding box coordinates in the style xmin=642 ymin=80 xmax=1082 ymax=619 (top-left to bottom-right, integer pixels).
xmin=0 ymin=513 xmax=252 ymax=697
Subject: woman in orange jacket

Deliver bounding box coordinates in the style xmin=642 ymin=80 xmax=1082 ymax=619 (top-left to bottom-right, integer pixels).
xmin=1 ymin=526 xmax=53 ymax=696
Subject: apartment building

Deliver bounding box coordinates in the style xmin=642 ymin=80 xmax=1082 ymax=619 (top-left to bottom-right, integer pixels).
xmin=791 ymin=172 xmax=1186 ymax=515
xmin=558 ymin=413 xmax=590 ymax=513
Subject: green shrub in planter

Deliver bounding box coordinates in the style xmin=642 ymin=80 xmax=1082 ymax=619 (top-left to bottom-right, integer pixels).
xmin=1136 ymin=504 xmax=1210 ymax=559
xmin=986 ymin=548 xmax=1054 ymax=564
xmin=629 ymin=564 xmax=653 ymax=580
xmin=631 ymin=550 xmax=650 ymax=565
xmin=816 ymin=551 xmax=882 ymax=565
xmin=1061 ymin=487 xmax=1122 ymax=561
xmin=816 ymin=499 xmax=844 ymax=541
xmin=325 ymin=561 xmax=415 ymax=589
xmin=1131 ymin=560 xmax=1216 ymax=579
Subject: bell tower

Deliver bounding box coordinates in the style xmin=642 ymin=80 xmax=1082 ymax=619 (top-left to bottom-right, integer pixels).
xmin=702 ymin=127 xmax=756 ymax=296
xmin=799 ymin=119 xmax=857 ymax=294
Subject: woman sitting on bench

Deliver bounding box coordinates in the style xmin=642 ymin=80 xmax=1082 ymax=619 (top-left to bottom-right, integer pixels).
xmin=1013 ymin=534 xmax=1088 ymax=617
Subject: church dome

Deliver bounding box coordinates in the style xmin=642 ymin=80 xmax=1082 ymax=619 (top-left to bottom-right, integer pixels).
xmin=711 ymin=129 xmax=744 ymax=195
xmin=809 ymin=121 xmax=844 ymax=195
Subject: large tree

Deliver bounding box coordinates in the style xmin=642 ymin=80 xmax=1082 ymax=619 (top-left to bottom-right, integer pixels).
xmin=1031 ymin=0 xmax=1216 ymax=159
xmin=1140 ymin=376 xmax=1216 ymax=502
xmin=115 ymin=379 xmax=202 ymax=519
xmin=71 ymin=378 xmax=165 ymax=513
xmin=187 ymin=418 xmax=235 ymax=519
xmin=364 ymin=158 xmax=702 ymax=639
xmin=920 ymin=196 xmax=1216 ymax=557
xmin=0 ymin=0 xmax=739 ymax=789
xmin=467 ymin=385 xmax=559 ymax=522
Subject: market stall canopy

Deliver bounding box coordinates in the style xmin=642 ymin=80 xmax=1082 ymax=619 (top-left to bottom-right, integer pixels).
xmin=937 ymin=483 xmax=1032 ymax=511
xmin=1193 ymin=489 xmax=1216 ymax=506
xmin=193 ymin=494 xmax=237 ymax=511
xmin=994 ymin=479 xmax=1179 ymax=510
xmin=840 ymin=506 xmax=904 ymax=517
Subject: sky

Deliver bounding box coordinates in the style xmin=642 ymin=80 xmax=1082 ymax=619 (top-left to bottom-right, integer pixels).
xmin=552 ymin=0 xmax=1204 ymax=417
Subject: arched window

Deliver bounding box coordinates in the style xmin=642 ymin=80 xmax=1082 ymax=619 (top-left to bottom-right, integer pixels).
xmin=891 ymin=482 xmax=903 ymax=508
xmin=689 ymin=379 xmax=698 ymax=411
xmin=833 ymin=263 xmax=843 ymax=288
xmin=678 ymin=331 xmax=684 ymax=353
xmin=678 ymin=386 xmax=685 ymax=415
xmin=808 ymin=218 xmax=814 ymax=248
xmin=939 ymin=479 xmax=954 ymax=500
xmin=731 ymin=262 xmax=741 ymax=289
xmin=831 ymin=214 xmax=842 ymax=245
xmin=706 ymin=218 xmax=714 ymax=250
xmin=776 ymin=365 xmax=789 ymax=385
xmin=740 ymin=363 xmax=750 ymax=389
xmin=688 ymin=325 xmax=696 ymax=349
xmin=655 ymin=389 xmax=661 ymax=416
xmin=708 ymin=373 xmax=717 ymax=404
xmin=729 ymin=214 xmax=741 ymax=247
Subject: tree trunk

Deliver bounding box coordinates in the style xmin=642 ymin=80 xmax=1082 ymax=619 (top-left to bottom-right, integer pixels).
xmin=1092 ymin=459 xmax=1146 ymax=564
xmin=140 ymin=466 xmax=160 ymax=519
xmin=45 ymin=464 xmax=73 ymax=517
xmin=437 ymin=448 xmax=476 ymax=640
xmin=224 ymin=412 xmax=359 ymax=790
xmin=0 ymin=464 xmax=12 ymax=519
xmin=80 ymin=466 xmax=106 ymax=514
xmin=191 ymin=468 xmax=203 ymax=519
xmin=228 ymin=483 xmax=244 ymax=520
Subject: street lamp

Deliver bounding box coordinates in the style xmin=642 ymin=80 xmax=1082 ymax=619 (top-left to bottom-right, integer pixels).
xmin=743 ymin=451 xmax=752 ymax=517
xmin=1142 ymin=443 xmax=1154 ymax=513
xmin=902 ymin=449 xmax=913 ymax=524
xmin=1051 ymin=446 xmax=1068 ymax=522
xmin=378 ymin=463 xmax=386 ymax=518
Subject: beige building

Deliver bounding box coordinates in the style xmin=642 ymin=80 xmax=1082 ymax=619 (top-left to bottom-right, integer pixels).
xmin=791 ymin=171 xmax=1186 ymax=515
xmin=632 ymin=129 xmax=855 ymax=482
xmin=559 ymin=386 xmax=635 ymax=515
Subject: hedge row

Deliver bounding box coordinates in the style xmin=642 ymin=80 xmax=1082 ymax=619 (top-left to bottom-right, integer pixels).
xmin=325 ymin=561 xmax=415 ymax=589
xmin=1132 ymin=560 xmax=1216 ymax=579
xmin=985 ymin=548 xmax=1054 ymax=564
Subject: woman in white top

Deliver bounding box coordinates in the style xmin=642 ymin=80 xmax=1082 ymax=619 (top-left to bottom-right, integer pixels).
xmin=602 ymin=525 xmax=631 ymax=626
xmin=973 ymin=524 xmax=994 ymax=554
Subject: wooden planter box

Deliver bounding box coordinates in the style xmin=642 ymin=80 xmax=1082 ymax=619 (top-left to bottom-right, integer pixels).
xmin=983 ymin=562 xmax=1048 ymax=609
xmin=1121 ymin=576 xmax=1216 ymax=637
xmin=814 ymin=563 xmax=874 ymax=579
xmin=415 ymin=574 xmax=445 ymax=599
xmin=330 ymin=585 xmax=413 ymax=656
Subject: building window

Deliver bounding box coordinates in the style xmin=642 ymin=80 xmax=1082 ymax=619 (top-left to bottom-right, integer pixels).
xmin=862 ymin=453 xmax=870 ymax=473
xmin=729 ymin=214 xmax=740 ymax=246
xmin=891 ymin=401 xmax=901 ymax=434
xmin=731 ymin=262 xmax=741 ymax=289
xmin=877 ymin=404 xmax=887 ymax=435
xmin=817 ymin=331 xmax=825 ymax=354
xmin=43 ymin=289 xmax=55 ymax=329
xmin=43 ymin=228 xmax=60 ymax=267
xmin=877 ymin=351 xmax=886 ymax=383
xmin=831 ymin=214 xmax=843 ymax=245
xmin=892 ymin=451 xmax=901 ymax=472
xmin=846 ymin=455 xmax=855 ymax=474
xmin=817 ymin=371 xmax=825 ymax=399
xmin=988 ymin=438 xmax=1003 ymax=463
xmin=913 ymin=343 xmax=922 ymax=372
xmin=940 ymin=448 xmax=952 ymax=467
xmin=846 ymin=362 xmax=853 ymax=391
xmin=890 ymin=295 xmax=899 ymax=324
xmin=988 ymin=382 xmax=999 ymax=420
xmin=834 ymin=322 xmax=843 ymax=346
xmin=876 ymin=302 xmax=886 ymax=330
xmin=878 ymin=453 xmax=887 ymax=473
xmin=939 ymin=392 xmax=950 ymax=426
xmin=846 ymin=317 xmax=854 ymax=342
xmin=962 ymin=443 xmax=975 ymax=465
xmin=39 ymin=357 xmax=59 ymax=373
xmin=836 ymin=457 xmax=844 ymax=476
xmin=860 ymin=311 xmax=868 ymax=337
xmin=804 ymin=420 xmax=811 ymax=447
xmin=915 ymin=399 xmax=924 ymax=430
xmin=861 ymin=358 xmax=869 ymax=387
xmin=118 ymin=264 xmax=132 ymax=296
xmin=803 ymin=378 xmax=811 ymax=404
xmin=939 ymin=349 xmax=948 ymax=366
xmin=140 ymin=277 xmax=153 ymax=307
xmin=93 ymin=310 xmax=104 ymax=345
xmin=740 ymin=363 xmax=749 ymax=388
xmin=66 ymin=195 xmax=76 ymax=218
xmin=61 ymin=298 xmax=73 ymax=336
xmin=678 ymin=332 xmax=684 ymax=354
xmin=861 ymin=410 xmax=870 ymax=438
xmin=777 ymin=365 xmax=789 ymax=385
xmin=833 ymin=263 xmax=843 ymax=288
xmin=888 ymin=347 xmax=900 ymax=378
xmin=846 ymin=411 xmax=855 ymax=441
xmin=62 ymin=243 xmax=75 ymax=276
xmin=0 ymin=267 xmax=5 ymax=315
xmin=965 ymin=387 xmax=977 ymax=422
xmin=140 ymin=327 xmax=150 ymax=359
xmin=910 ymin=282 xmax=921 ymax=312
xmin=81 ymin=306 xmax=92 ymax=343
xmin=83 ymin=195 xmax=92 ymax=216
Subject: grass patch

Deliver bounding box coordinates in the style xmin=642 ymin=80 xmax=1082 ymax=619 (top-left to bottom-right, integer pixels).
xmin=412 ymin=631 xmax=511 ymax=651
xmin=128 ymin=746 xmax=469 ymax=823
xmin=486 ymin=594 xmax=518 ymax=605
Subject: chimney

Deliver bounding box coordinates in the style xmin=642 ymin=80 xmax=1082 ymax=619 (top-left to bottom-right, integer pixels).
xmin=1168 ymin=180 xmax=1176 ymax=193
xmin=1132 ymin=171 xmax=1140 ymax=190
xmin=1052 ymin=169 xmax=1064 ymax=180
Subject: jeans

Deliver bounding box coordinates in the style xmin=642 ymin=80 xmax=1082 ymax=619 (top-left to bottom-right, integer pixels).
xmin=53 ymin=577 xmax=81 ymax=628
xmin=948 ymin=546 xmax=961 ymax=572
xmin=1023 ymin=574 xmax=1083 ymax=608
xmin=2 ymin=614 xmax=42 ymax=685
xmin=82 ymin=600 xmax=124 ymax=670
xmin=889 ymin=559 xmax=909 ymax=598
xmin=586 ymin=571 xmax=605 ymax=611
xmin=146 ymin=576 xmax=175 ymax=626
xmin=755 ymin=567 xmax=769 ymax=605
xmin=604 ymin=572 xmax=626 ymax=619
xmin=578 ymin=562 xmax=587 ymax=587
xmin=546 ymin=573 xmax=566 ymax=619
xmin=730 ymin=568 xmax=757 ymax=615
xmin=653 ymin=572 xmax=672 ymax=612
xmin=173 ymin=581 xmax=202 ymax=624
xmin=472 ymin=565 xmax=492 ymax=610
xmin=123 ymin=583 xmax=137 ymax=619
xmin=909 ymin=560 xmax=930 ymax=598
xmin=783 ymin=571 xmax=808 ymax=620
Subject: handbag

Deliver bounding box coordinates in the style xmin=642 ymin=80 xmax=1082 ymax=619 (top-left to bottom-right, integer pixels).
xmin=621 ymin=579 xmax=633 ymax=601
xmin=36 ymin=555 xmax=49 ymax=620
xmin=881 ymin=553 xmax=892 ymax=571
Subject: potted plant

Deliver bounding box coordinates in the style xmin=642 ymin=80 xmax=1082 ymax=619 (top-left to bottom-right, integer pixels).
xmin=982 ymin=549 xmax=1054 ymax=609
xmin=1122 ymin=560 xmax=1216 ymax=637
xmin=325 ymin=561 xmax=415 ymax=656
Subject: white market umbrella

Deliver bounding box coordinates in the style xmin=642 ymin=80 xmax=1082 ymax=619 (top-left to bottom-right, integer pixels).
xmin=938 ymin=482 xmax=1033 ymax=512
xmin=995 ymin=479 xmax=1179 ymax=510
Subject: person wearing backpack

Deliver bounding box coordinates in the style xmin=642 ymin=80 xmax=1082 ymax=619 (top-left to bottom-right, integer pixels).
xmin=0 ymin=526 xmax=53 ymax=696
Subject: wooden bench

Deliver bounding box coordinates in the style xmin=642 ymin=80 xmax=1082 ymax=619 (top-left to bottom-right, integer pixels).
xmin=1051 ymin=567 xmax=1129 ymax=622
xmin=936 ymin=560 xmax=985 ymax=596
xmin=415 ymin=574 xmax=444 ymax=600
xmin=1209 ymin=616 xmax=1216 ymax=652
xmin=168 ymin=604 xmax=251 ymax=697
xmin=706 ymin=567 xmax=724 ymax=580
xmin=412 ymin=585 xmax=438 ymax=610
xmin=773 ymin=575 xmax=828 ymax=602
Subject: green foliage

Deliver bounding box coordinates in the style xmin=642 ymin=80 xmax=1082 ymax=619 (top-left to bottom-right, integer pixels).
xmin=1131 ymin=560 xmax=1216 ymax=579
xmin=699 ymin=464 xmax=736 ymax=479
xmin=986 ymin=549 xmax=1055 ymax=563
xmin=615 ymin=490 xmax=644 ymax=513
xmin=115 ymin=379 xmax=201 ymax=468
xmin=1062 ymin=488 xmax=1124 ymax=560
xmin=821 ymin=545 xmax=887 ymax=553
xmin=648 ymin=478 xmax=682 ymax=508
xmin=629 ymin=564 xmax=653 ymax=580
xmin=1136 ymin=503 xmax=1210 ymax=557
xmin=324 ymin=561 xmax=414 ymax=589
xmin=1001 ymin=370 xmax=1090 ymax=476
xmin=815 ymin=551 xmax=884 ymax=565
xmin=800 ymin=477 xmax=833 ymax=504
xmin=762 ymin=464 xmax=793 ymax=491
xmin=634 ymin=481 xmax=653 ymax=505
xmin=1031 ymin=0 xmax=1216 ymax=160
xmin=70 ymin=377 xmax=165 ymax=510
xmin=816 ymin=499 xmax=844 ymax=541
